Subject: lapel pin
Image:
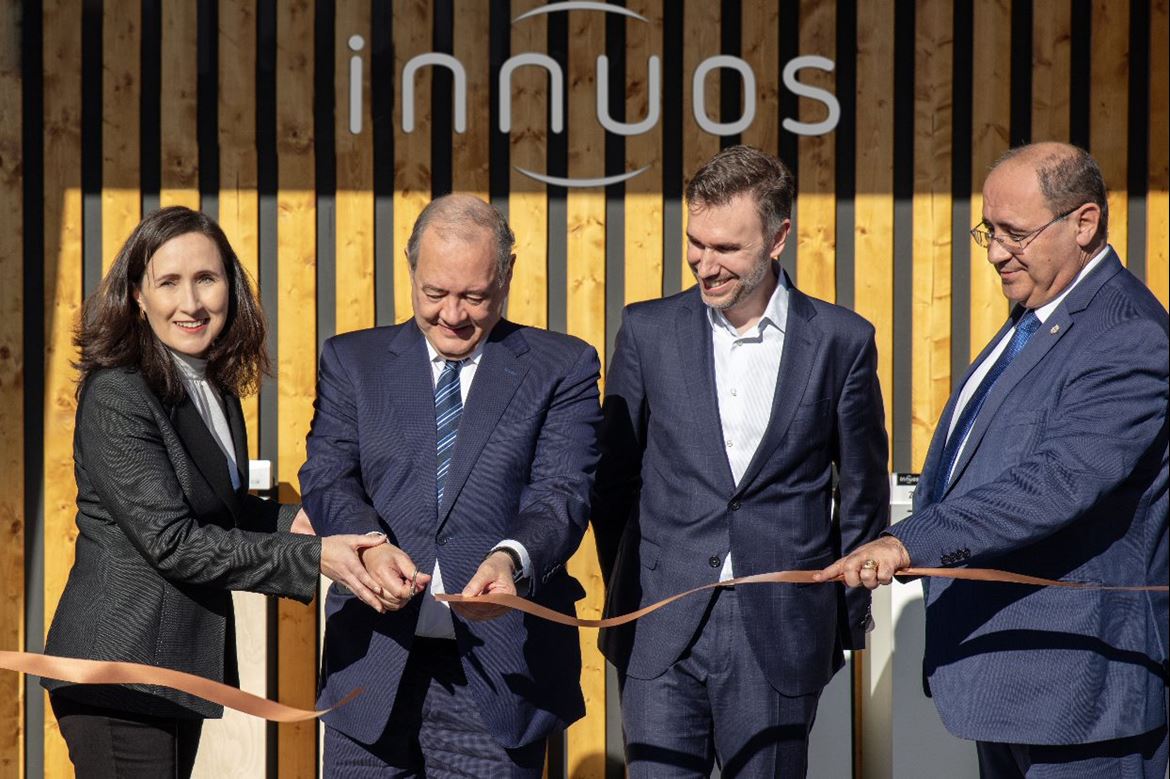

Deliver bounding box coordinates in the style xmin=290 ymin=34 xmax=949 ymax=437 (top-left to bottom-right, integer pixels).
xmin=1050 ymin=324 xmax=1060 ymax=334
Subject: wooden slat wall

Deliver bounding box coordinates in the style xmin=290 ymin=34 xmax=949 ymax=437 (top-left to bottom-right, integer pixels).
xmin=5 ymin=3 xmax=1168 ymax=778
xmin=0 ymin=2 xmax=22 ymax=776
xmin=564 ymin=8 xmax=607 ymax=776
xmin=159 ymin=0 xmax=199 ymax=210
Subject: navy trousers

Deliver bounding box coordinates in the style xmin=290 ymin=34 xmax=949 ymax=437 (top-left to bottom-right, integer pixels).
xmin=976 ymin=726 xmax=1169 ymax=779
xmin=323 ymin=638 xmax=546 ymax=778
xmin=620 ymin=588 xmax=822 ymax=778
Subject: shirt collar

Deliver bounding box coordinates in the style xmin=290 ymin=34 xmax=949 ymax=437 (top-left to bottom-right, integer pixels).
xmin=707 ymin=265 xmax=790 ymax=337
xmin=1029 ymin=244 xmax=1110 ymax=323
xmin=424 ymin=337 xmax=485 ymax=368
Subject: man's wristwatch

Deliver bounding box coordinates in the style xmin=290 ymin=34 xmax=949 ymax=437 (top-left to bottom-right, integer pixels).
xmin=488 ymin=546 xmax=525 ymax=583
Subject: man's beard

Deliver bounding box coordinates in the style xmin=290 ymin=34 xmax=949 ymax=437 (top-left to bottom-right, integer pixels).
xmin=703 ymin=249 xmax=772 ymax=311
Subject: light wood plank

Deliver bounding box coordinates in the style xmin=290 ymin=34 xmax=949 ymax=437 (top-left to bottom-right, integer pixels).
xmin=969 ymin=0 xmax=1011 ymax=358
xmin=1090 ymin=0 xmax=1129 ymax=262
xmin=564 ymin=6 xmax=607 ymax=777
xmin=102 ymin=0 xmax=141 ymax=270
xmin=680 ymin=0 xmax=721 ymax=288
xmin=911 ymin=0 xmax=953 ymax=469
xmin=335 ymin=0 xmax=375 ymax=335
xmin=624 ymin=0 xmax=664 ymax=305
xmin=452 ymin=0 xmax=490 ymax=199
xmin=506 ymin=0 xmax=549 ymax=329
xmin=740 ymin=0 xmax=780 ymax=155
xmin=1150 ymin=0 xmax=1169 ymax=308
xmin=854 ymin=0 xmax=895 ymax=467
xmin=0 ymin=3 xmax=24 ymax=774
xmin=42 ymin=1 xmax=84 ymax=775
xmin=393 ymin=0 xmax=433 ymax=322
xmin=796 ymin=0 xmax=836 ymax=303
xmin=1031 ymin=0 xmax=1071 ymax=142
xmin=160 ymin=0 xmax=199 ymax=210
xmin=276 ymin=1 xmax=318 ymax=775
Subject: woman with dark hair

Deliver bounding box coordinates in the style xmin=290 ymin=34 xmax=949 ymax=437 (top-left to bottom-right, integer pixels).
xmin=43 ymin=206 xmax=391 ymax=778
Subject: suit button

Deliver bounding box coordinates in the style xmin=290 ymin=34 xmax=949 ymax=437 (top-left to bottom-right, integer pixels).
xmin=708 ymin=556 xmax=721 ymax=568
xmin=729 ymin=500 xmax=741 ymax=511
xmin=438 ymin=536 xmax=449 ymax=546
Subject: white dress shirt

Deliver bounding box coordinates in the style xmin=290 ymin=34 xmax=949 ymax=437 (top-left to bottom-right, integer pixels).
xmin=944 ymin=245 xmax=1110 ymax=479
xmin=710 ymin=271 xmax=790 ymax=581
xmin=415 ymin=339 xmax=532 ymax=639
xmin=170 ymin=350 xmax=240 ymax=491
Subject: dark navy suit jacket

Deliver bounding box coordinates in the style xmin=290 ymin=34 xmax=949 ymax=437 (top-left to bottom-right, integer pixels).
xmin=299 ymin=319 xmax=602 ymax=750
xmin=889 ymin=250 xmax=1169 ymax=745
xmin=594 ymin=271 xmax=890 ymax=695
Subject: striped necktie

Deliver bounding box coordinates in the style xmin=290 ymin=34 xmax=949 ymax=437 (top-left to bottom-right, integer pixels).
xmin=434 ymin=359 xmax=463 ymax=505
xmin=934 ymin=310 xmax=1041 ymax=499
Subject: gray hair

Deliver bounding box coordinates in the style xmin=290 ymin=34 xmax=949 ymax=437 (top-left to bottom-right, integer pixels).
xmin=406 ymin=194 xmax=516 ymax=286
xmin=994 ymin=142 xmax=1109 ymax=237
xmin=685 ymin=145 xmax=795 ymax=239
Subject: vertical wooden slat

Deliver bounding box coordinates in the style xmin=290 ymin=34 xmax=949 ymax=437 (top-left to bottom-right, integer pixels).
xmin=452 ymin=0 xmax=490 ymax=199
xmin=335 ymin=0 xmax=374 ymax=335
xmin=506 ymin=0 xmax=549 ymax=328
xmin=102 ymin=0 xmax=141 ymax=269
xmin=969 ymin=0 xmax=1011 ymax=358
xmin=911 ymin=0 xmax=953 ymax=469
xmin=740 ymin=0 xmax=779 ymax=156
xmin=796 ymin=0 xmax=836 ymax=303
xmin=43 ymin=1 xmax=83 ymax=775
xmin=276 ymin=2 xmax=317 ymax=776
xmin=1031 ymin=0 xmax=1071 ymax=142
xmin=159 ymin=0 xmax=199 ymax=210
xmin=564 ymin=6 xmax=606 ymax=776
xmin=393 ymin=0 xmax=432 ymax=322
xmin=680 ymin=1 xmax=720 ymax=287
xmin=623 ymin=0 xmax=663 ymax=305
xmin=1150 ymin=0 xmax=1169 ymax=308
xmin=1090 ymin=0 xmax=1129 ymax=261
xmin=0 ymin=3 xmax=23 ymax=775
xmin=218 ymin=0 xmax=261 ymax=450
xmin=854 ymin=0 xmax=895 ymax=468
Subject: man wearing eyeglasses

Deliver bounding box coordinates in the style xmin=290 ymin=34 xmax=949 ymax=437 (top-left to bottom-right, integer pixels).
xmin=821 ymin=142 xmax=1169 ymax=777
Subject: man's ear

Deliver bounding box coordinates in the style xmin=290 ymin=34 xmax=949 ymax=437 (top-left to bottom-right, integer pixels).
xmin=1073 ymin=202 xmax=1103 ymax=249
xmin=769 ymin=219 xmax=792 ymax=260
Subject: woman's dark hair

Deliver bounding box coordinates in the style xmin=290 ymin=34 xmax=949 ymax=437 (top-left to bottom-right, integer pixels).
xmin=75 ymin=206 xmax=270 ymax=401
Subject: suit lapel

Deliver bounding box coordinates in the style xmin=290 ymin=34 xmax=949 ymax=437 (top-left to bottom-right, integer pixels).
xmin=735 ymin=284 xmax=820 ymax=494
xmin=676 ymin=294 xmax=737 ymax=493
xmin=224 ymin=394 xmax=250 ymax=495
xmin=384 ymin=323 xmax=441 ymax=519
xmin=170 ymin=396 xmax=240 ymax=517
xmin=437 ymin=322 xmax=531 ymax=527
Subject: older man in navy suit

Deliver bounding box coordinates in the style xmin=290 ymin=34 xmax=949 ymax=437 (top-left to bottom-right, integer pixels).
xmin=299 ymin=195 xmax=601 ymax=776
xmin=824 ymin=143 xmax=1169 ymax=778
xmin=593 ymin=145 xmax=890 ymax=777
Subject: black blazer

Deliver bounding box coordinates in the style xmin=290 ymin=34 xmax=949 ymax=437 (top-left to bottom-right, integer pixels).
xmin=43 ymin=366 xmax=320 ymax=719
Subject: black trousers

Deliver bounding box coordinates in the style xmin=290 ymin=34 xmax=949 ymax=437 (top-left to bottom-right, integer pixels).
xmin=50 ymin=694 xmax=203 ymax=779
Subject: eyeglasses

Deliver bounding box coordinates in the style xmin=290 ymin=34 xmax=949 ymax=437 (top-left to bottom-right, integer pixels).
xmin=970 ymin=206 xmax=1079 ymax=253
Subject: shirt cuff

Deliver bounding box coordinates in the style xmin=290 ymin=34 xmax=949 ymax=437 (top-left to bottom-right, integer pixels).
xmin=493 ymin=539 xmax=532 ymax=581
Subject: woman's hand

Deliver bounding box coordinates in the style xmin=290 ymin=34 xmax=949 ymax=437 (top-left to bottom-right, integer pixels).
xmin=319 ymin=533 xmax=391 ymax=612
xmin=290 ymin=508 xmax=316 ymax=535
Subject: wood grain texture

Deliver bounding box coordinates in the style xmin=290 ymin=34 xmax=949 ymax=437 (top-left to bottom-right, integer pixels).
xmin=680 ymin=0 xmax=721 ymax=288
xmin=1090 ymin=0 xmax=1129 ymax=262
xmin=452 ymin=0 xmax=490 ymax=199
xmin=43 ymin=1 xmax=84 ymax=774
xmin=911 ymin=0 xmax=953 ymax=469
xmin=335 ymin=0 xmax=375 ymax=335
xmin=854 ymin=0 xmax=895 ymax=467
xmin=393 ymin=0 xmax=433 ymax=322
xmin=0 ymin=3 xmax=23 ymax=774
xmin=564 ymin=7 xmax=607 ymax=777
xmin=276 ymin=1 xmax=318 ymax=775
xmin=969 ymin=0 xmax=1011 ymax=358
xmin=506 ymin=0 xmax=549 ymax=329
xmin=1149 ymin=0 xmax=1169 ymax=308
xmin=102 ymin=0 xmax=141 ymax=270
xmin=740 ymin=0 xmax=780 ymax=155
xmin=796 ymin=0 xmax=836 ymax=303
xmin=1031 ymin=0 xmax=1071 ymax=142
xmin=624 ymin=0 xmax=664 ymax=305
xmin=159 ymin=0 xmax=199 ymax=209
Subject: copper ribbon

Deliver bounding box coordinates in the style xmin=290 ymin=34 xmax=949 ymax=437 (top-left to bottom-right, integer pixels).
xmin=436 ymin=567 xmax=1169 ymax=628
xmin=3 ymin=568 xmax=1163 ymax=722
xmin=0 ymin=650 xmax=360 ymax=722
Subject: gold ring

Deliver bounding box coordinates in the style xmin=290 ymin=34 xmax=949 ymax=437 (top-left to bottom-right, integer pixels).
xmin=410 ymin=569 xmax=419 ymax=592
xmin=861 ymin=559 xmax=878 ymax=571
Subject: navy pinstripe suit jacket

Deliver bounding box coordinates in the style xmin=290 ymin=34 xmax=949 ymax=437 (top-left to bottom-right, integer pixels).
xmin=301 ymin=319 xmax=601 ymax=750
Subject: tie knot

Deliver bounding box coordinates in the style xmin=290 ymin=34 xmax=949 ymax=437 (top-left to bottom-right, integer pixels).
xmin=1016 ymin=310 xmax=1040 ymax=335
xmin=442 ymin=359 xmax=463 ymax=374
